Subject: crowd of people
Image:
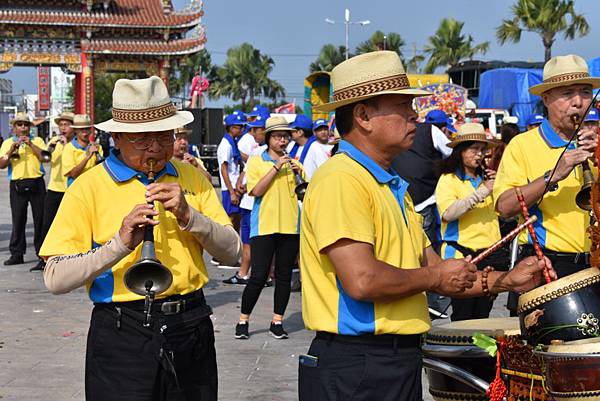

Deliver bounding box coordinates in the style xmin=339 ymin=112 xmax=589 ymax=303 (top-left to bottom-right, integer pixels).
xmin=0 ymin=50 xmax=598 ymax=400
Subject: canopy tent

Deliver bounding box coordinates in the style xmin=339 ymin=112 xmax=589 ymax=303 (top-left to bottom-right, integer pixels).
xmin=589 ymin=58 xmax=600 ymax=95
xmin=478 ymin=68 xmax=543 ymax=130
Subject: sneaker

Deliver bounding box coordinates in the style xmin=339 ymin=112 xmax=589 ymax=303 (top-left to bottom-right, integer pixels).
xmin=269 ymin=321 xmax=288 ymax=339
xmin=218 ymin=262 xmax=241 ymax=270
xmin=223 ymin=273 xmax=248 ymax=285
xmin=235 ymin=321 xmax=249 ymax=339
xmin=428 ymin=307 xmax=449 ymax=320
xmin=264 ymin=278 xmax=273 ymax=287
xmin=3 ymin=255 xmax=24 ymax=266
xmin=210 ymin=257 xmax=221 ymax=266
xmin=29 ymin=260 xmax=45 ymax=272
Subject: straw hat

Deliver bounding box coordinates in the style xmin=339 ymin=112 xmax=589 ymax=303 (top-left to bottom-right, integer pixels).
xmin=54 ymin=111 xmax=75 ymax=125
xmin=95 ymin=76 xmax=193 ymax=133
xmin=529 ymin=54 xmax=600 ymax=96
xmin=448 ymin=123 xmax=497 ymax=148
xmin=264 ymin=116 xmax=295 ymax=135
xmin=72 ymin=114 xmax=92 ymax=129
xmin=315 ymin=51 xmax=430 ymax=112
xmin=10 ymin=111 xmax=31 ymax=126
xmin=174 ymin=127 xmax=192 ymax=135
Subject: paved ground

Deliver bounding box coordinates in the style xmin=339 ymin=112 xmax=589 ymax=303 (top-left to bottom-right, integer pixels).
xmin=0 ymin=168 xmax=512 ymax=400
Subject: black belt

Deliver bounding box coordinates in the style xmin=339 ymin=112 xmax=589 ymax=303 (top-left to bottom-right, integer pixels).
xmin=521 ymin=245 xmax=590 ymax=265
xmin=316 ymin=331 xmax=422 ymax=348
xmin=103 ymin=290 xmax=207 ymax=316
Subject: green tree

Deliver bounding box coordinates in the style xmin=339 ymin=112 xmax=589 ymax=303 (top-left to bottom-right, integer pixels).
xmin=169 ymin=49 xmax=216 ymax=101
xmin=496 ymin=0 xmax=589 ymax=62
xmin=209 ymin=43 xmax=285 ymax=109
xmin=355 ymin=31 xmax=405 ymax=60
xmin=93 ymin=73 xmax=134 ymax=124
xmin=309 ymin=44 xmax=347 ymax=72
xmin=423 ymin=18 xmax=489 ymax=73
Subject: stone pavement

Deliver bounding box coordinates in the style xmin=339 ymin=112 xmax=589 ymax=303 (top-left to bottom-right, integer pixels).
xmin=0 ymin=168 xmax=512 ymax=401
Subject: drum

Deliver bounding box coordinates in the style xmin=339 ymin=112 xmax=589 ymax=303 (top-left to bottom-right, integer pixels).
xmin=518 ymin=267 xmax=600 ymax=344
xmin=534 ymin=338 xmax=600 ymax=401
xmin=423 ymin=317 xmax=520 ymax=401
xmin=502 ymin=334 xmax=548 ymax=401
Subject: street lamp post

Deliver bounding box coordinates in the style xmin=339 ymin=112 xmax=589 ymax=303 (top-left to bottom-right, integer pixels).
xmin=325 ymin=8 xmax=370 ymax=60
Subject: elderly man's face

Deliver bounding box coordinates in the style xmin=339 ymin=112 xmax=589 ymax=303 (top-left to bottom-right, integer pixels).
xmin=14 ymin=122 xmax=30 ymax=136
xmin=75 ymin=128 xmax=91 ymax=144
xmin=364 ymin=94 xmax=418 ymax=152
xmin=173 ymin=134 xmax=189 ymax=157
xmin=113 ymin=130 xmax=175 ymax=174
xmin=58 ymin=120 xmax=74 ymax=138
xmin=543 ymin=84 xmax=593 ymax=131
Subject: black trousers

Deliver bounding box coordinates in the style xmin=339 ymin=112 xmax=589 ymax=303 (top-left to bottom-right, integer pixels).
xmin=9 ymin=178 xmax=46 ymax=257
xmin=85 ymin=301 xmax=217 ymax=401
xmin=41 ymin=189 xmax=64 ymax=244
xmin=447 ymin=242 xmax=510 ymax=321
xmin=299 ymin=337 xmax=423 ymax=401
xmin=241 ymin=234 xmax=299 ymax=316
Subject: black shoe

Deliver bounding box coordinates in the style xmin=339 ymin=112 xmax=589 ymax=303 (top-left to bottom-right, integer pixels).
xmin=269 ymin=322 xmax=288 ymax=339
xmin=264 ymin=278 xmax=273 ymax=288
xmin=3 ymin=255 xmax=24 ymax=266
xmin=223 ymin=273 xmax=248 ymax=285
xmin=235 ymin=321 xmax=249 ymax=339
xmin=29 ymin=260 xmax=45 ymax=272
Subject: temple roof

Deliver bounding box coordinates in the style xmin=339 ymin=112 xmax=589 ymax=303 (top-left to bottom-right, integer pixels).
xmin=0 ymin=0 xmax=203 ymax=28
xmin=81 ymin=37 xmax=205 ymax=55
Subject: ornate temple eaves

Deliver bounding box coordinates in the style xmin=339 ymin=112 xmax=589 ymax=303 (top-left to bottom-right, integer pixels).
xmin=0 ymin=2 xmax=204 ymax=29
xmin=81 ymin=37 xmax=206 ymax=56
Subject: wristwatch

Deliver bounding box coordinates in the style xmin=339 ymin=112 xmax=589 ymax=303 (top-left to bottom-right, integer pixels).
xmin=543 ymin=170 xmax=559 ymax=192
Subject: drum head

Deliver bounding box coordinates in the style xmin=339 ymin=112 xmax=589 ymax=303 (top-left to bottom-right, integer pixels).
xmin=427 ymin=317 xmax=520 ymax=345
xmin=547 ymin=337 xmax=600 ymax=354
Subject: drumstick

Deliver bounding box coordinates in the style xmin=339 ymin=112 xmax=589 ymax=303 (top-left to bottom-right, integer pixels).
xmin=471 ymin=215 xmax=537 ymax=265
xmin=515 ymin=188 xmax=552 ymax=283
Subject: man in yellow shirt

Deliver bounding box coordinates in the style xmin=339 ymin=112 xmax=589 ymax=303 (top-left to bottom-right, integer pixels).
xmin=61 ymin=114 xmax=103 ymax=187
xmin=298 ymin=51 xmax=555 ymax=401
xmin=494 ymin=54 xmax=600 ymax=279
xmin=172 ymin=126 xmax=212 ymax=181
xmin=0 ymin=112 xmax=47 ymax=268
xmin=40 ymin=76 xmax=241 ymax=400
xmin=36 ymin=111 xmax=75 ymax=272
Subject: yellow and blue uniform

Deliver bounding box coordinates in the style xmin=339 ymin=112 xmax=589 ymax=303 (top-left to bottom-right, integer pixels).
xmin=494 ymin=119 xmax=593 ymax=252
xmin=0 ymin=135 xmax=47 ymax=180
xmin=39 ymin=150 xmax=231 ymax=303
xmin=436 ymin=170 xmax=501 ymax=259
xmin=246 ymin=150 xmax=303 ymax=238
xmin=300 ymin=140 xmax=430 ymax=335
xmin=47 ymin=139 xmax=67 ymax=193
xmin=61 ymin=139 xmax=104 ymax=187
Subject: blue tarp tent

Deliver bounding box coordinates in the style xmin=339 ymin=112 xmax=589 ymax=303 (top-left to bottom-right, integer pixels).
xmin=589 ymin=58 xmax=600 ymax=94
xmin=478 ymin=68 xmax=543 ymax=130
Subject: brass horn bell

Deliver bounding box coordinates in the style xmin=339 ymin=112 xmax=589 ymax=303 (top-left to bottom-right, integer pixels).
xmin=124 ymin=240 xmax=173 ymax=296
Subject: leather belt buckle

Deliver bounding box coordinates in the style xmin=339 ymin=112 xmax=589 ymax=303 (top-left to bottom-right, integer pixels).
xmin=161 ymin=300 xmax=183 ymax=315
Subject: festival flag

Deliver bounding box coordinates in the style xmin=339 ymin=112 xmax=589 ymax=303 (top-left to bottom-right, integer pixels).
xmin=38 ymin=67 xmax=51 ymax=111
xmin=274 ymin=102 xmax=295 ymax=114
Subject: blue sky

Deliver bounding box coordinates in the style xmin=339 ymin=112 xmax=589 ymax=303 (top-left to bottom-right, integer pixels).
xmin=4 ymin=0 xmax=600 ymax=107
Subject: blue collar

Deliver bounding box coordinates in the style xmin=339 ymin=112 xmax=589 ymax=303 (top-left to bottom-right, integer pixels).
xmin=103 ymin=149 xmax=178 ymax=184
xmin=338 ymin=140 xmax=398 ymax=184
xmin=261 ymin=149 xmax=275 ymax=163
xmin=455 ymin=168 xmax=482 ymax=189
xmin=72 ymin=137 xmax=89 ymax=150
xmin=539 ymin=119 xmax=576 ymax=149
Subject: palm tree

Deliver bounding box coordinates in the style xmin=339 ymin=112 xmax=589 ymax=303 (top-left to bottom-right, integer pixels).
xmin=209 ymin=43 xmax=285 ymax=109
xmin=309 ymin=44 xmax=347 ymax=72
xmin=355 ymin=31 xmax=405 ymax=60
xmin=496 ymin=0 xmax=589 ymax=61
xmin=423 ymin=18 xmax=489 ymax=73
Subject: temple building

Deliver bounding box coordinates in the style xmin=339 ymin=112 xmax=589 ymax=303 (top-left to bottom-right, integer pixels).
xmin=0 ymin=0 xmax=206 ymax=120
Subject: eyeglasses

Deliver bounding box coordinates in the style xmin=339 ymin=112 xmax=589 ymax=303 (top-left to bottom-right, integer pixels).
xmin=271 ymin=134 xmax=291 ymax=141
xmin=15 ymin=122 xmax=30 ymax=127
xmin=123 ymin=133 xmax=175 ymax=150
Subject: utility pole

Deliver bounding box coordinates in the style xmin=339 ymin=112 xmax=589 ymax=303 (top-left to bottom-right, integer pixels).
xmin=325 ymin=9 xmax=371 ymax=60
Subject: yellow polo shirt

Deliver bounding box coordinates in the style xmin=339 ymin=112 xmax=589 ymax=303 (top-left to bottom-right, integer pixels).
xmin=301 ymin=140 xmax=430 ymax=335
xmin=39 ymin=153 xmax=231 ymax=303
xmin=47 ymin=139 xmax=68 ymax=192
xmin=247 ymin=150 xmax=304 ymax=238
xmin=61 ymin=139 xmax=104 ymax=187
xmin=436 ymin=171 xmax=501 ymax=259
xmin=493 ymin=120 xmax=592 ymax=253
xmin=0 ymin=136 xmax=47 ymax=181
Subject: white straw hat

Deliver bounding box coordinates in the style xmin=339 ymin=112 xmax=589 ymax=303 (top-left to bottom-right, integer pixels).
xmin=448 ymin=123 xmax=498 ymax=148
xmin=95 ymin=76 xmax=193 ymax=133
xmin=315 ymin=51 xmax=431 ymax=112
xmin=72 ymin=114 xmax=92 ymax=129
xmin=53 ymin=111 xmax=75 ymax=125
xmin=529 ymin=54 xmax=600 ymax=96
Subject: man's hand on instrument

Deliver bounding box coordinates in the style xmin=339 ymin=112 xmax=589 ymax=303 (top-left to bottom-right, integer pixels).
xmin=87 ymin=143 xmax=99 ymax=157
xmin=501 ymin=256 xmax=557 ymax=293
xmin=578 ymin=128 xmax=598 ymax=154
xmin=146 ymin=183 xmax=191 ymax=226
xmin=183 ymin=153 xmax=199 ymax=167
xmin=20 ymin=136 xmax=31 ymax=146
xmin=483 ymin=170 xmax=496 ymax=191
xmin=119 ymin=204 xmax=159 ymax=250
xmin=429 ymin=258 xmax=477 ymax=295
xmin=552 ymin=149 xmax=592 ymax=183
xmin=276 ymin=155 xmax=291 ymax=170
